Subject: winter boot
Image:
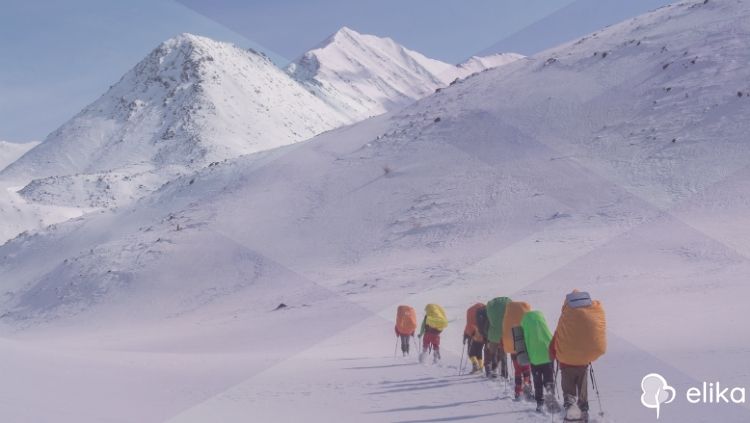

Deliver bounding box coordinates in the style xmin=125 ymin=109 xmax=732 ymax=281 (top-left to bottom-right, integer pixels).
xmin=563 ymin=403 xmax=582 ymax=422
xmin=523 ymin=383 xmax=534 ymax=401
xmin=469 ymin=357 xmax=478 ymax=373
xmin=580 ymin=410 xmax=589 ymax=423
xmin=433 ymin=349 xmax=441 ymax=364
xmin=536 ymin=402 xmax=544 ymax=413
xmin=544 ymin=384 xmax=562 ymax=413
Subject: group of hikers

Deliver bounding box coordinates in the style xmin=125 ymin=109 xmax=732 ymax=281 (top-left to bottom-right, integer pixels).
xmin=394 ymin=290 xmax=606 ymax=423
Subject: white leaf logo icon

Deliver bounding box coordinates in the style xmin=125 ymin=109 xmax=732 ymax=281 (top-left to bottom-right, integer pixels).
xmin=641 ymin=373 xmax=676 ymax=419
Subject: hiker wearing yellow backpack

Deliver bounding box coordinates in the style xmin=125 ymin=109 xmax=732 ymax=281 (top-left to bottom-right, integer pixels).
xmin=520 ymin=310 xmax=562 ymax=414
xmin=550 ymin=291 xmax=606 ymax=423
xmin=395 ymin=305 xmax=418 ymax=356
xmin=463 ymin=303 xmax=485 ymax=373
xmin=484 ymin=297 xmax=510 ymax=379
xmin=418 ymin=304 xmax=448 ymax=364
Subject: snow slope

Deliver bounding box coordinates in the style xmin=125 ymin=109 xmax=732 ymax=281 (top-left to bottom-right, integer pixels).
xmin=287 ymin=27 xmax=522 ymax=121
xmin=2 ymin=1 xmax=750 ymax=422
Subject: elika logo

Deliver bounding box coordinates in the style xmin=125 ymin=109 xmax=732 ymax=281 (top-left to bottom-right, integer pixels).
xmin=640 ymin=373 xmax=747 ymax=420
xmin=641 ymin=373 xmax=676 ymax=419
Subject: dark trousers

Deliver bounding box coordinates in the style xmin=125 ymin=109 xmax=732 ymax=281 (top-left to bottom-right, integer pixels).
xmin=561 ymin=365 xmax=589 ymax=412
xmin=400 ymin=335 xmax=410 ymax=353
xmin=483 ymin=341 xmax=508 ymax=378
xmin=531 ymin=362 xmax=555 ymax=404
xmin=468 ymin=340 xmax=483 ymax=359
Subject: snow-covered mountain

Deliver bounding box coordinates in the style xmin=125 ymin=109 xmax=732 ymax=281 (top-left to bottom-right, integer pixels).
xmin=3 ymin=1 xmax=750 ymax=422
xmin=0 ymin=30 xmax=521 ymax=243
xmin=0 ymin=140 xmax=38 ymax=172
xmin=1 ymin=33 xmax=344 ymax=184
xmin=287 ymin=27 xmax=521 ymax=121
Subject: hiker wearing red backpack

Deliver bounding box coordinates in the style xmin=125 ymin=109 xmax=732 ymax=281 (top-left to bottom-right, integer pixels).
xmin=550 ymin=291 xmax=607 ymax=423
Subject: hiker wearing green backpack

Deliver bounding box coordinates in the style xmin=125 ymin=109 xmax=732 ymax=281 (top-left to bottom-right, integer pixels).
xmin=521 ymin=310 xmax=561 ymax=414
xmin=484 ymin=297 xmax=510 ymax=379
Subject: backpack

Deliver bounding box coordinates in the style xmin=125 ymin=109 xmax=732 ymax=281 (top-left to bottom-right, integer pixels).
xmin=512 ymin=326 xmax=530 ymax=366
xmin=520 ymin=310 xmax=553 ymax=366
xmin=424 ymin=303 xmax=448 ymax=331
xmin=464 ymin=303 xmax=485 ymax=338
xmin=395 ymin=305 xmax=417 ymax=336
xmin=503 ymin=301 xmax=531 ymax=353
xmin=486 ymin=297 xmax=511 ymax=343
xmin=555 ymin=296 xmax=607 ymax=366
xmin=476 ymin=306 xmax=489 ymax=339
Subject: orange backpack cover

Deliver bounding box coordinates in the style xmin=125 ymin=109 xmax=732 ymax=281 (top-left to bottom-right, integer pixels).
xmin=464 ymin=303 xmax=485 ymax=341
xmin=502 ymin=301 xmax=531 ymax=353
xmin=555 ymin=300 xmax=607 ymax=365
xmin=396 ymin=305 xmax=418 ymax=336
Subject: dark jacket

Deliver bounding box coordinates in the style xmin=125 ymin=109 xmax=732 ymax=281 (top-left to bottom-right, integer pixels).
xmin=476 ymin=306 xmax=489 ymax=341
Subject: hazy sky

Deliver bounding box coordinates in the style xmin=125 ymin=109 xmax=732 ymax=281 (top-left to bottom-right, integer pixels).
xmin=1 ymin=0 xmax=671 ymax=142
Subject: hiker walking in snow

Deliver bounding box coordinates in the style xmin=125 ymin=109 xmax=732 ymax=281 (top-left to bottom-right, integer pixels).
xmin=395 ymin=305 xmax=418 ymax=356
xmin=484 ymin=297 xmax=510 ymax=379
xmin=520 ymin=310 xmax=561 ymax=414
xmin=550 ymin=291 xmax=607 ymax=423
xmin=463 ymin=303 xmax=486 ymax=373
xmin=503 ymin=301 xmax=533 ymax=401
xmin=419 ymin=303 xmax=448 ymax=364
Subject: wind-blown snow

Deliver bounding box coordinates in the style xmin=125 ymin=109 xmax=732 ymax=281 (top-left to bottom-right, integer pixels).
xmin=455 ymin=52 xmax=525 ymax=79
xmin=2 ymin=1 xmax=750 ymax=422
xmin=0 ymin=140 xmax=38 ymax=172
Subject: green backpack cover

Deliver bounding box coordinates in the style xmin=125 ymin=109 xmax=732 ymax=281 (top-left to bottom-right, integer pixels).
xmin=486 ymin=297 xmax=511 ymax=343
xmin=520 ymin=310 xmax=553 ymax=365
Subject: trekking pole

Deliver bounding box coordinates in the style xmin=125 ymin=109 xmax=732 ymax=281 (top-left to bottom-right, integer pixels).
xmin=554 ymin=360 xmax=560 ymax=400
xmin=394 ymin=336 xmax=399 ymax=358
xmin=590 ymin=364 xmax=605 ymax=417
xmin=458 ymin=341 xmax=466 ymax=375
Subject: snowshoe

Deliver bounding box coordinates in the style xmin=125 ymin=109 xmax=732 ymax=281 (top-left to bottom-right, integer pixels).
xmin=563 ymin=405 xmax=584 ymax=422
xmin=523 ymin=383 xmax=534 ymax=401
xmin=544 ymin=392 xmax=562 ymax=414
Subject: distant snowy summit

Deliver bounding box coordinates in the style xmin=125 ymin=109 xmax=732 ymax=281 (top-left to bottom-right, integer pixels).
xmin=287 ymin=26 xmax=524 ymax=121
xmin=0 ymin=33 xmax=345 ymax=183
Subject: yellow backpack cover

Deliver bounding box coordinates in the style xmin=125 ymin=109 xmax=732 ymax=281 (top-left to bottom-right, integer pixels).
xmin=425 ymin=304 xmax=448 ymax=331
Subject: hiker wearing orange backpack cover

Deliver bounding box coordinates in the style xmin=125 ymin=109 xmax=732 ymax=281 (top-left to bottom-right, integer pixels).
xmin=395 ymin=305 xmax=418 ymax=356
xmin=463 ymin=303 xmax=486 ymax=373
xmin=549 ymin=291 xmax=606 ymax=423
